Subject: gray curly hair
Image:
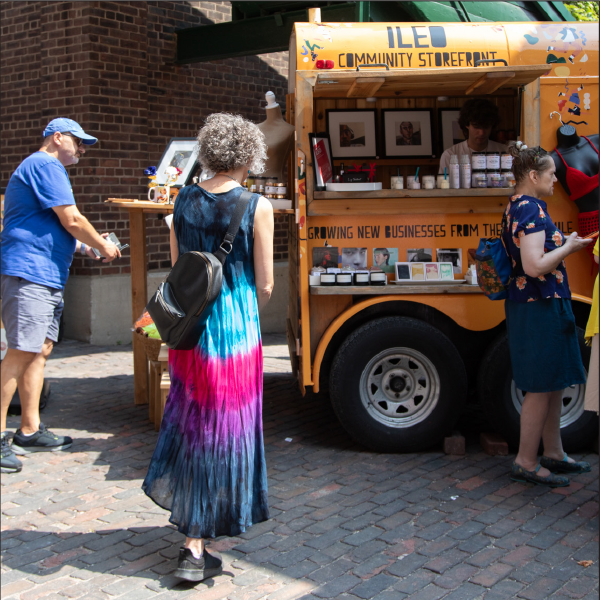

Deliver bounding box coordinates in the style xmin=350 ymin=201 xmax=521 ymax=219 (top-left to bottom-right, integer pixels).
xmin=196 ymin=113 xmax=267 ymax=175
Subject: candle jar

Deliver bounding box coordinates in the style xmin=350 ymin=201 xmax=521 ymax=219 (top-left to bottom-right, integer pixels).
xmin=422 ymin=175 xmax=436 ymax=189
xmin=487 ymin=171 xmax=503 ymax=188
xmin=437 ymin=175 xmax=450 ymax=189
xmin=486 ymin=151 xmax=500 ymax=170
xmin=320 ymin=273 xmax=336 ymax=286
xmin=471 ymin=151 xmax=486 ymax=170
xmin=390 ymin=175 xmax=404 ymax=189
xmin=354 ymin=271 xmax=370 ymax=286
xmin=472 ymin=170 xmax=487 ymax=188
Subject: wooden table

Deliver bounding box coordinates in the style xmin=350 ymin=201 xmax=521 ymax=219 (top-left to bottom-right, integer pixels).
xmin=106 ymin=198 xmax=294 ymax=405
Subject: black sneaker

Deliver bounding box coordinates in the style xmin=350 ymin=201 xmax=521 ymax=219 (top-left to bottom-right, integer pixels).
xmin=1 ymin=432 xmax=23 ymax=473
xmin=174 ymin=547 xmax=223 ymax=582
xmin=11 ymin=423 xmax=72 ymax=455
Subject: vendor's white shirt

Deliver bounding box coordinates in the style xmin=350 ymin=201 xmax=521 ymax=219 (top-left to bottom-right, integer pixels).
xmin=438 ymin=140 xmax=508 ymax=174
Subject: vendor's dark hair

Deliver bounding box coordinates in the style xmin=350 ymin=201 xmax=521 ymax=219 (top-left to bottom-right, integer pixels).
xmin=507 ymin=141 xmax=553 ymax=184
xmin=458 ymin=99 xmax=501 ymax=135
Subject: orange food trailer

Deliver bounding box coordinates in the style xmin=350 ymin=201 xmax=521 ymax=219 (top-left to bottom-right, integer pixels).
xmin=285 ymin=20 xmax=598 ymax=452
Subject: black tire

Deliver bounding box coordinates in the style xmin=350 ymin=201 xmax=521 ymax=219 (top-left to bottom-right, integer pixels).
xmin=478 ymin=328 xmax=596 ymax=452
xmin=329 ymin=316 xmax=468 ymax=453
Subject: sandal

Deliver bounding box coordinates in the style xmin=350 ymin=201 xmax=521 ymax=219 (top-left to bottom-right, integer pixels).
xmin=540 ymin=452 xmax=591 ymax=475
xmin=510 ymin=462 xmax=570 ymax=488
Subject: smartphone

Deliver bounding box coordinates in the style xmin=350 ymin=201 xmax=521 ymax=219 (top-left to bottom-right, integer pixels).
xmin=91 ymin=233 xmax=128 ymax=257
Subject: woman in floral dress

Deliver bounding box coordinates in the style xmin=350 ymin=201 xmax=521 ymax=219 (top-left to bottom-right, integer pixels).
xmin=502 ymin=142 xmax=593 ymax=487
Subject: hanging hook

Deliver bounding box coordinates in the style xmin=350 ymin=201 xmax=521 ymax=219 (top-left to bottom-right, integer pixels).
xmin=550 ymin=111 xmax=564 ymax=125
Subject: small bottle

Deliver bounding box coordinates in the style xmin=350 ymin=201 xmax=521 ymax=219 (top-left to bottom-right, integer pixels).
xmin=459 ymin=154 xmax=471 ymax=189
xmin=486 ymin=151 xmax=500 ymax=170
xmin=471 ymin=170 xmax=487 ymax=188
xmin=500 ymin=153 xmax=513 ymax=171
xmin=449 ymin=155 xmax=460 ymax=189
xmin=471 ymin=151 xmax=486 ymax=170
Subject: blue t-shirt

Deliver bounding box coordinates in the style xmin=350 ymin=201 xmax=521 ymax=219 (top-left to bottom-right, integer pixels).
xmin=501 ymin=194 xmax=570 ymax=302
xmin=1 ymin=152 xmax=76 ymax=289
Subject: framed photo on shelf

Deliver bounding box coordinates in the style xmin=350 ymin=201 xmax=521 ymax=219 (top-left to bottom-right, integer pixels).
xmin=439 ymin=109 xmax=466 ymax=156
xmin=326 ymin=109 xmax=377 ymax=159
xmin=382 ymin=109 xmax=434 ymax=158
xmin=309 ymin=133 xmax=334 ymax=190
xmin=439 ymin=263 xmax=455 ymax=280
xmin=395 ymin=262 xmax=412 ymax=281
xmin=155 ymin=138 xmax=199 ymax=187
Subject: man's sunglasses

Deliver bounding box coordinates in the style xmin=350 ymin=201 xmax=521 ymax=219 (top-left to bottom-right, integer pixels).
xmin=62 ymin=132 xmax=84 ymax=147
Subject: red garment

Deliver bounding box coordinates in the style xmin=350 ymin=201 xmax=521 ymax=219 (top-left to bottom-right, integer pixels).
xmin=554 ymin=136 xmax=599 ymax=201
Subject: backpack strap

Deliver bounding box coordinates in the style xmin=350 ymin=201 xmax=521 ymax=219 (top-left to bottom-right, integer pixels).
xmin=214 ymin=190 xmax=253 ymax=264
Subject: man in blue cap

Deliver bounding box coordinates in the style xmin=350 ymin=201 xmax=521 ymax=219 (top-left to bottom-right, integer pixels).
xmin=1 ymin=118 xmax=120 ymax=474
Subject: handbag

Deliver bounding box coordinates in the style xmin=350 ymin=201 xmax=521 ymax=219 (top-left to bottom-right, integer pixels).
xmin=475 ymin=210 xmax=513 ymax=300
xmin=146 ymin=189 xmax=252 ymax=350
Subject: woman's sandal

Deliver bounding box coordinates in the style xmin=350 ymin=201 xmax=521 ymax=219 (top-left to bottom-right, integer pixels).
xmin=540 ymin=452 xmax=591 ymax=475
xmin=510 ymin=462 xmax=570 ymax=488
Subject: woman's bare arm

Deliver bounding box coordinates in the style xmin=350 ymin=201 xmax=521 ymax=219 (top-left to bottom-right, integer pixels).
xmin=520 ymin=231 xmax=593 ymax=278
xmin=253 ymin=196 xmax=274 ymax=311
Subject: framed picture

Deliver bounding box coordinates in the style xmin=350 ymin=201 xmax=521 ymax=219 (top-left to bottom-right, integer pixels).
xmin=439 ymin=109 xmax=466 ymax=156
xmin=436 ymin=248 xmax=463 ymax=274
xmin=425 ymin=263 xmax=440 ymax=280
xmin=411 ymin=262 xmax=426 ymax=281
xmin=155 ymin=138 xmax=199 ymax=187
xmin=395 ymin=262 xmax=412 ymax=281
xmin=382 ymin=109 xmax=434 ymax=158
xmin=326 ymin=109 xmax=377 ymax=159
xmin=309 ymin=133 xmax=334 ymax=190
xmin=341 ymin=247 xmax=368 ymax=269
xmin=407 ymin=248 xmax=433 ymax=263
xmin=313 ymin=246 xmax=339 ymax=269
xmin=439 ymin=263 xmax=454 ymax=280
xmin=373 ymin=247 xmax=398 ymax=274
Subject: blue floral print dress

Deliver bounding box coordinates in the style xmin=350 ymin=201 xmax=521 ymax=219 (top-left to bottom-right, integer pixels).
xmin=501 ymin=194 xmax=586 ymax=393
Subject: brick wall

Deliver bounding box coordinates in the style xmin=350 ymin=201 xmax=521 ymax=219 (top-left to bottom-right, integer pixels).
xmin=0 ymin=1 xmax=291 ymax=274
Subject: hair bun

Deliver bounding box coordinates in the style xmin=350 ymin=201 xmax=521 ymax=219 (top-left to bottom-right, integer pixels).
xmin=515 ymin=141 xmax=528 ymax=151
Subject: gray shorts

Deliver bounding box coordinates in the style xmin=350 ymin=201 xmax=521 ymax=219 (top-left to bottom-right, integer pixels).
xmin=1 ymin=275 xmax=64 ymax=353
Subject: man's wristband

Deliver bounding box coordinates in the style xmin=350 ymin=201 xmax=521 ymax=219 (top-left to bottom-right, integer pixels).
xmin=80 ymin=243 xmax=86 ymax=255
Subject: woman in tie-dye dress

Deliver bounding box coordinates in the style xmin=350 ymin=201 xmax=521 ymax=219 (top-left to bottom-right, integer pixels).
xmin=143 ymin=114 xmax=274 ymax=582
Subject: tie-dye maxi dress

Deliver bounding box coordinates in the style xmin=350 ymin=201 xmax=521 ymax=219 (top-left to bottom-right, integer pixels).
xmin=143 ymin=185 xmax=269 ymax=539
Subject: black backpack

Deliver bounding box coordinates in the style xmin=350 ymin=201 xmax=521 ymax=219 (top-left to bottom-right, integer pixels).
xmin=146 ymin=190 xmax=251 ymax=350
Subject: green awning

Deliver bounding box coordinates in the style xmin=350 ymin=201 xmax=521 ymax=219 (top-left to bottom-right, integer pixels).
xmin=176 ymin=1 xmax=575 ymax=64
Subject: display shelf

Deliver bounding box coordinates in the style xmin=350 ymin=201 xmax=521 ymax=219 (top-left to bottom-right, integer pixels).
xmin=313 ymin=188 xmax=511 ymax=199
xmin=310 ymin=284 xmax=483 ymax=295
xmin=106 ymin=199 xmax=294 ymax=214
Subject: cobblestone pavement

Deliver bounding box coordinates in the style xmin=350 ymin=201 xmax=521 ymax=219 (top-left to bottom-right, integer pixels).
xmin=1 ymin=335 xmax=598 ymax=600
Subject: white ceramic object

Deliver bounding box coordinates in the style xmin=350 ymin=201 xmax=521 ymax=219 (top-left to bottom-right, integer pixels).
xmin=268 ymin=198 xmax=292 ymax=209
xmin=325 ymin=182 xmax=383 ymax=191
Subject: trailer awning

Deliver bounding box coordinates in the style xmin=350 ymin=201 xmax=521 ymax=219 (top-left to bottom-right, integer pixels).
xmin=313 ymin=64 xmax=550 ymax=98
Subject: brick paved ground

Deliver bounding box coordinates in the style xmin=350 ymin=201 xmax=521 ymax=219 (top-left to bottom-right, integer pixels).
xmin=1 ymin=335 xmax=598 ymax=600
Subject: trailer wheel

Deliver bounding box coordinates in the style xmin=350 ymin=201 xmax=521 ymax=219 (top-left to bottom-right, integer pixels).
xmin=329 ymin=317 xmax=467 ymax=453
xmin=478 ymin=329 xmax=596 ymax=451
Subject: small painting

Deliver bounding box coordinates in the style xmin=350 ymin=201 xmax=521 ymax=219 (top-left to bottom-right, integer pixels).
xmin=373 ymin=247 xmax=398 ymax=274
xmin=326 ymin=109 xmax=377 ymax=159
xmin=439 ymin=263 xmax=454 ymax=280
xmin=395 ymin=262 xmax=412 ymax=281
xmin=411 ymin=263 xmax=425 ymax=281
xmin=436 ymin=248 xmax=463 ymax=274
xmin=407 ymin=248 xmax=433 ymax=263
xmin=425 ymin=263 xmax=440 ymax=280
xmin=382 ymin=109 xmax=434 ymax=158
xmin=341 ymin=247 xmax=368 ymax=269
xmin=313 ymin=246 xmax=339 ymax=269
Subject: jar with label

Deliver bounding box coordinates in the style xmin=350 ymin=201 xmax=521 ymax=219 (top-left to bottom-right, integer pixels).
xmin=254 ymin=176 xmax=266 ymax=194
xmin=407 ymin=175 xmax=421 ymax=190
xmin=500 ymin=153 xmax=513 ymax=171
xmin=275 ymin=182 xmax=287 ymax=197
xmin=436 ymin=174 xmax=450 ymax=189
xmin=246 ymin=173 xmax=255 ymax=191
xmin=459 ymin=154 xmax=471 ymax=189
xmin=487 ymin=170 xmax=503 ymax=188
xmin=336 ymin=266 xmax=354 ymax=286
xmin=486 ymin=151 xmax=500 ymax=170
xmin=503 ymin=171 xmax=516 ymax=187
xmin=390 ymin=175 xmax=404 ymax=189
xmin=265 ymin=177 xmax=278 ymax=196
xmin=471 ymin=151 xmax=486 ymax=170
xmin=422 ymin=175 xmax=436 ymax=189
xmin=354 ymin=270 xmax=370 ymax=286
xmin=472 ymin=170 xmax=487 ymax=188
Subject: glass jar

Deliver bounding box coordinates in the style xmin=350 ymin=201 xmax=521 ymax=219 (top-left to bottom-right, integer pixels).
xmin=275 ymin=182 xmax=287 ymax=196
xmin=487 ymin=170 xmax=503 ymax=188
xmin=254 ymin=176 xmax=266 ymax=194
xmin=436 ymin=174 xmax=450 ymax=189
xmin=354 ymin=271 xmax=370 ymax=286
xmin=486 ymin=151 xmax=500 ymax=170
xmin=422 ymin=175 xmax=436 ymax=189
xmin=265 ymin=177 xmax=278 ymax=195
xmin=471 ymin=151 xmax=486 ymax=170
xmin=500 ymin=153 xmax=513 ymax=171
xmin=246 ymin=173 xmax=255 ymax=191
xmin=471 ymin=170 xmax=487 ymax=188
xmin=503 ymin=171 xmax=516 ymax=187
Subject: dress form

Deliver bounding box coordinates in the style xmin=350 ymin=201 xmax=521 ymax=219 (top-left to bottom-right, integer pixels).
xmin=256 ymin=92 xmax=295 ymax=181
xmin=551 ymin=127 xmax=599 ymax=214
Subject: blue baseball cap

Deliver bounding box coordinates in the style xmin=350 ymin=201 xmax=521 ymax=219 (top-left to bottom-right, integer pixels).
xmin=43 ymin=118 xmax=98 ymax=145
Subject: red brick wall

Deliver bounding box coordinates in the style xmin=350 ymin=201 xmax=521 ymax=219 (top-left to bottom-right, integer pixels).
xmin=0 ymin=1 xmax=291 ymax=274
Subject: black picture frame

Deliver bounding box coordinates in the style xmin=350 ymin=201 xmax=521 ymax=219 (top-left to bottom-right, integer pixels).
xmin=155 ymin=137 xmax=199 ymax=187
xmin=382 ymin=109 xmax=434 ymax=158
xmin=309 ymin=132 xmax=334 ymax=190
xmin=326 ymin=109 xmax=378 ymax=159
xmin=438 ymin=109 xmax=466 ymax=157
